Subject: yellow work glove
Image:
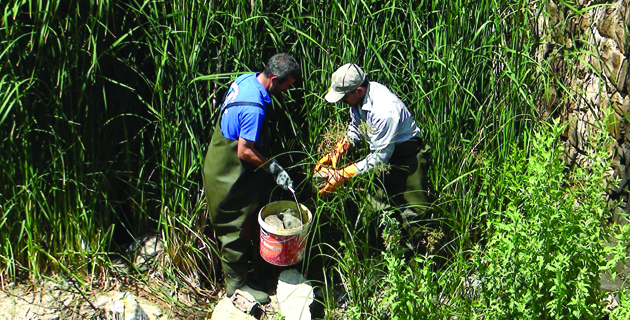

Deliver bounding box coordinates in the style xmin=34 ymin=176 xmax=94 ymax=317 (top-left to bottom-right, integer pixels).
xmin=314 ymin=137 xmax=352 ymax=172
xmin=318 ymin=164 xmax=358 ymax=195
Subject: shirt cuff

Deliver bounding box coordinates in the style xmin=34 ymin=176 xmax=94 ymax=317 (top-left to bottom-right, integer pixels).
xmin=354 ymin=146 xmax=394 ymax=175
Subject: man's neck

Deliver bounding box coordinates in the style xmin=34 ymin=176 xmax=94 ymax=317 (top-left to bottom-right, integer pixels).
xmin=354 ymin=92 xmax=367 ymax=108
xmin=257 ymin=73 xmax=272 ymax=91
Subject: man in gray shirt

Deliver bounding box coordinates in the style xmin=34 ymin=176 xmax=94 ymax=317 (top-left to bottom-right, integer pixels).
xmin=315 ymin=63 xmax=432 ymax=249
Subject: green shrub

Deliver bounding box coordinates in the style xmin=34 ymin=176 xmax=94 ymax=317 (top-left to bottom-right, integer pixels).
xmin=610 ymin=287 xmax=630 ymax=319
xmin=474 ymin=120 xmax=615 ymax=319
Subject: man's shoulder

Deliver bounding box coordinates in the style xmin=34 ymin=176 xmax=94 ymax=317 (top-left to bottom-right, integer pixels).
xmin=367 ymin=82 xmax=400 ymax=106
xmin=229 ymin=73 xmax=266 ymax=106
xmin=234 ymin=73 xmax=258 ymax=88
xmin=368 ymin=81 xmax=395 ymax=95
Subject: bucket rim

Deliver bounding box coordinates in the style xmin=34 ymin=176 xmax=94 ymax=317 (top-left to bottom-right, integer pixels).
xmin=258 ymin=200 xmax=312 ymax=236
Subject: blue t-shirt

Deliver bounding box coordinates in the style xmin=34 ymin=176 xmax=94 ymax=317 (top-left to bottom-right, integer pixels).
xmin=220 ymin=73 xmax=271 ymax=147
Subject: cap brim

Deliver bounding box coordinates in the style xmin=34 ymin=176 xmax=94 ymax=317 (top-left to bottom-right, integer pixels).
xmin=325 ymin=87 xmax=345 ymax=103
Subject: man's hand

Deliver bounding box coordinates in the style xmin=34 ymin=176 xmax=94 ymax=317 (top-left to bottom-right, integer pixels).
xmin=236 ymin=138 xmax=293 ymax=190
xmin=314 ymin=154 xmax=332 ymax=173
xmin=267 ymin=159 xmax=293 ymax=190
xmin=314 ymin=137 xmax=352 ymax=172
xmin=318 ymin=164 xmax=358 ymax=195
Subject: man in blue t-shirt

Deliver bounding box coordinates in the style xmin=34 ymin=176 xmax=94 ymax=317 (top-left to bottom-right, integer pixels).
xmin=219 ymin=72 xmax=270 ymax=150
xmin=203 ymin=53 xmax=301 ymax=305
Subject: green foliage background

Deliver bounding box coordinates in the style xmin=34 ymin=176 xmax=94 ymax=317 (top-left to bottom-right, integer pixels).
xmin=0 ymin=0 xmax=624 ymax=318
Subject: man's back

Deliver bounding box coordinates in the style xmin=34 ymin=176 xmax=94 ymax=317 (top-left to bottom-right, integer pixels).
xmin=219 ymin=73 xmax=271 ymax=147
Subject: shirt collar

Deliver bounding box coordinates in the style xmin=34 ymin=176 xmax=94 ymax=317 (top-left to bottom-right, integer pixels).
xmin=253 ymin=72 xmax=272 ymax=105
xmin=354 ymin=82 xmax=372 ymax=111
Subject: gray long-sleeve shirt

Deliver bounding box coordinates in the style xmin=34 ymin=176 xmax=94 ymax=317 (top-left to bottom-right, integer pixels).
xmin=347 ymin=82 xmax=421 ymax=174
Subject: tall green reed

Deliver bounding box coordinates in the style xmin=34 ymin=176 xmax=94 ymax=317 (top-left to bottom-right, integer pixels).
xmin=1 ymin=0 xmax=127 ymax=279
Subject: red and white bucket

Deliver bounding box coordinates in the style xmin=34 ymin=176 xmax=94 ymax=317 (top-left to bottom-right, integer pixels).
xmin=258 ymin=200 xmax=312 ymax=266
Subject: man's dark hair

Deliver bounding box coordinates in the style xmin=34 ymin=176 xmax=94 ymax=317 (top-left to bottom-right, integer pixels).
xmin=264 ymin=53 xmax=301 ymax=83
xmin=359 ymin=77 xmax=369 ymax=88
xmin=348 ymin=78 xmax=369 ymax=95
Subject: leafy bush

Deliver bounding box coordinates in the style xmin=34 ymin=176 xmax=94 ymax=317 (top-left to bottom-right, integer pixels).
xmin=339 ymin=120 xmax=620 ymax=320
xmin=473 ymin=120 xmax=615 ymax=319
xmin=610 ymin=288 xmax=630 ymax=319
xmin=355 ymin=213 xmax=444 ymax=320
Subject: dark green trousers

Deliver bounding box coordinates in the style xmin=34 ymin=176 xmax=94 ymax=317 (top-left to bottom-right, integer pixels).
xmin=202 ymin=123 xmax=270 ymax=288
xmin=371 ymin=138 xmax=433 ymax=248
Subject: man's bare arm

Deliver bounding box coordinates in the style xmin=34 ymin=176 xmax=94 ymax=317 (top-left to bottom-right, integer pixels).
xmin=237 ymin=137 xmax=268 ymax=168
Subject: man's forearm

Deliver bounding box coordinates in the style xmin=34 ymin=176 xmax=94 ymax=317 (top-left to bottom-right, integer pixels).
xmin=354 ymin=145 xmax=395 ymax=174
xmin=237 ymin=137 xmax=267 ymax=167
xmin=238 ymin=148 xmax=267 ymax=167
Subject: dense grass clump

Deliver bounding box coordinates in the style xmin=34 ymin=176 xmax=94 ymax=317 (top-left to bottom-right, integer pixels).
xmin=0 ymin=0 xmax=624 ymax=318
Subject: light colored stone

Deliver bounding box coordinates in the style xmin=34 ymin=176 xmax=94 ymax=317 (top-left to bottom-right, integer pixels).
xmin=136 ymin=297 xmax=165 ymax=320
xmin=600 ymin=239 xmax=630 ymax=292
xmin=134 ymin=235 xmax=163 ymax=272
xmin=230 ymin=289 xmax=259 ymax=315
xmin=210 ymin=296 xmax=257 ymax=320
xmin=264 ymin=215 xmax=285 ymax=230
xmin=611 ymin=92 xmax=626 ymax=117
xmin=0 ymin=286 xmax=67 ymax=320
xmin=277 ymin=269 xmax=313 ymax=320
xmin=599 ymin=43 xmax=626 ymax=88
xmin=615 ymin=59 xmax=627 ymax=91
xmin=612 ymin=207 xmax=629 ymax=225
xmin=598 ymin=4 xmax=626 ymax=52
xmin=282 ymin=214 xmax=303 ymax=230
xmin=604 ymin=292 xmax=620 ymax=311
xmin=312 ymin=171 xmax=329 ymax=190
xmin=97 ymin=291 xmax=148 ymax=320
xmin=0 ymin=283 xmax=167 ymax=320
xmin=282 ymin=208 xmax=300 ymax=220
xmin=608 ymin=110 xmax=621 ymax=139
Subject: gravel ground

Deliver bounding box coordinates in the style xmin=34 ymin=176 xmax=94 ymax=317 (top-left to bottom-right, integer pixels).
xmin=0 ymin=280 xmax=169 ymax=320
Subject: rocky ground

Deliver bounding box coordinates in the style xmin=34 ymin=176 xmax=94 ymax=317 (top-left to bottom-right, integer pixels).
xmin=0 ymin=270 xmax=317 ymax=320
xmin=0 ymin=234 xmax=212 ymax=319
xmin=0 ymin=234 xmax=321 ymax=320
xmin=0 ymin=281 xmax=169 ymax=320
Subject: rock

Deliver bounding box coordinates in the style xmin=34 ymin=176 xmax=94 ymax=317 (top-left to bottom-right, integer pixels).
xmin=598 ymin=4 xmax=626 ymax=51
xmin=282 ymin=214 xmax=303 ymax=230
xmin=277 ymin=269 xmax=313 ymax=320
xmin=210 ymin=295 xmax=257 ymax=320
xmin=134 ymin=235 xmax=163 ymax=273
xmin=113 ymin=233 xmax=164 ymax=274
xmin=264 ymin=215 xmax=285 ymax=230
xmin=604 ymin=292 xmax=620 ymax=311
xmin=266 ymin=208 xmax=304 ymax=230
xmin=230 ymin=289 xmax=261 ymax=316
xmin=97 ymin=291 xmax=149 ymax=320
xmin=612 ymin=207 xmax=629 ymax=225
xmin=313 ymin=284 xmax=348 ymax=310
xmin=136 ymin=296 xmax=165 ymax=320
xmin=615 ymin=60 xmax=627 ymax=91
xmin=281 ymin=208 xmax=300 ymax=219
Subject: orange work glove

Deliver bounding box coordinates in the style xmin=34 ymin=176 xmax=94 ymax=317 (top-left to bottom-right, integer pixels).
xmin=318 ymin=164 xmax=358 ymax=195
xmin=314 ymin=137 xmax=352 ymax=172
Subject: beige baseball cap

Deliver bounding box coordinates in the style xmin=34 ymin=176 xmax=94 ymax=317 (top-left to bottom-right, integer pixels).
xmin=325 ymin=63 xmax=366 ymax=103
